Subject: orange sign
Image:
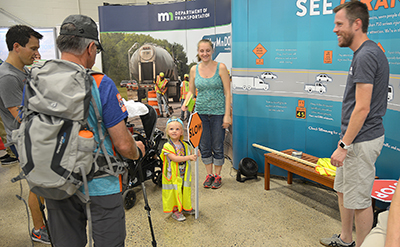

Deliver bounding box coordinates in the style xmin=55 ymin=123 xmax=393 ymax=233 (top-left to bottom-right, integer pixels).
xmin=253 ymin=43 xmax=267 ymax=59
xmin=296 ymin=99 xmax=306 ymax=119
xmin=256 ymin=59 xmax=264 ymax=65
xmin=324 ymin=50 xmax=332 ymax=64
xmin=188 ymin=112 xmax=203 ymax=148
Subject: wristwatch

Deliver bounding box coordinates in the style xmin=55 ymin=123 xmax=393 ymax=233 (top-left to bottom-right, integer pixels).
xmin=339 ymin=140 xmax=350 ymax=150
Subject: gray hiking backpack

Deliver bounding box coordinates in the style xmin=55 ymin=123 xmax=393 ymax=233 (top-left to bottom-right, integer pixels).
xmin=11 ymin=59 xmax=126 ymax=201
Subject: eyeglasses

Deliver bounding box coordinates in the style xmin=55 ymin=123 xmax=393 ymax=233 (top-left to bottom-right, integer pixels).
xmin=88 ymin=41 xmax=102 ymax=54
xmin=94 ymin=41 xmax=102 ymax=54
xmin=166 ymin=116 xmax=183 ymax=127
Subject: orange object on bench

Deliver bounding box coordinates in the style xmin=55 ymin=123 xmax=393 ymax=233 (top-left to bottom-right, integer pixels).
xmin=264 ymin=149 xmax=334 ymax=190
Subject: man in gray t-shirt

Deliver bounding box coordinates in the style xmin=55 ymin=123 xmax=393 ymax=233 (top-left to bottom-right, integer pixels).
xmin=0 ymin=25 xmax=50 ymax=245
xmin=340 ymin=40 xmax=389 ymax=144
xmin=320 ymin=2 xmax=389 ymax=247
xmin=0 ymin=62 xmax=27 ymax=143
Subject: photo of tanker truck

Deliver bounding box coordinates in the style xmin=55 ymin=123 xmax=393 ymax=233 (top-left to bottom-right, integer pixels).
xmin=128 ymin=43 xmax=180 ymax=102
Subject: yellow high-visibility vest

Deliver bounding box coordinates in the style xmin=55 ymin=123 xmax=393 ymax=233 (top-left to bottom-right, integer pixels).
xmin=161 ymin=142 xmax=192 ymax=213
xmin=180 ymin=79 xmax=190 ymax=100
xmin=155 ymin=75 xmax=168 ymax=94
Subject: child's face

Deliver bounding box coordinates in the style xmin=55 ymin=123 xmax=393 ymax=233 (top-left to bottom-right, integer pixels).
xmin=167 ymin=121 xmax=183 ymax=141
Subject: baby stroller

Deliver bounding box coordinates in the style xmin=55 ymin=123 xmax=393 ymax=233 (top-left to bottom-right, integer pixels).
xmin=122 ymin=104 xmax=164 ymax=210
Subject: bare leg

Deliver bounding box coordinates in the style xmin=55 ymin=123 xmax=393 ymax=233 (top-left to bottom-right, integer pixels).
xmin=354 ymin=206 xmax=373 ymax=247
xmin=214 ymin=165 xmax=222 ymax=176
xmin=205 ymin=163 xmax=213 ymax=175
xmin=28 ymin=191 xmax=45 ymax=230
xmin=338 ymin=192 xmax=355 ymax=244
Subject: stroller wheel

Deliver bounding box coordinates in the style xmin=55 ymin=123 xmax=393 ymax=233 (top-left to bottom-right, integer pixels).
xmin=152 ymin=170 xmax=162 ymax=187
xmin=122 ymin=189 xmax=136 ymax=210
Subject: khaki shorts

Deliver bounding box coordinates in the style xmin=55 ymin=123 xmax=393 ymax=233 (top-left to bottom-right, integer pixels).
xmin=334 ymin=135 xmax=384 ymax=209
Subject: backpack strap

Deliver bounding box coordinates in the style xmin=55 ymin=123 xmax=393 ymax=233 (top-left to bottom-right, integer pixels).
xmin=89 ymin=73 xmax=126 ymax=177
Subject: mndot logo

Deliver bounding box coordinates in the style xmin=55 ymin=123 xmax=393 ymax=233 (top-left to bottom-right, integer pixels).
xmin=158 ymin=12 xmax=174 ymax=22
xmin=157 ymin=8 xmax=210 ymax=22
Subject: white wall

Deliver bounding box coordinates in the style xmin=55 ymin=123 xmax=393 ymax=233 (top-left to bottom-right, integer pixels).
xmin=0 ymin=0 xmax=184 ymax=27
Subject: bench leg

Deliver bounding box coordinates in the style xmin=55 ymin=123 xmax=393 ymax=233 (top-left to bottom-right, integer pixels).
xmin=264 ymin=162 xmax=270 ymax=190
xmin=287 ymin=172 xmax=293 ymax=184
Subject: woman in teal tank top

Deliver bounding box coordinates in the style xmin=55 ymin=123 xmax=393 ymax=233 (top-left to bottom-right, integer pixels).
xmin=182 ymin=39 xmax=232 ymax=189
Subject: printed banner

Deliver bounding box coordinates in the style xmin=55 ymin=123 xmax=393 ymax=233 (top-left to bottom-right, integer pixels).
xmin=232 ymin=0 xmax=400 ymax=180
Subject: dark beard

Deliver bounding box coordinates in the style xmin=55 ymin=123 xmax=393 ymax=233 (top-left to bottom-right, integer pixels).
xmin=338 ymin=32 xmax=354 ymax=48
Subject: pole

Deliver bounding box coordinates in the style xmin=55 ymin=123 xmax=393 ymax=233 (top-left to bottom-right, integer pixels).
xmin=252 ymin=143 xmax=335 ymax=174
xmin=137 ymin=159 xmax=157 ymax=246
xmin=195 ymin=146 xmax=199 ymax=219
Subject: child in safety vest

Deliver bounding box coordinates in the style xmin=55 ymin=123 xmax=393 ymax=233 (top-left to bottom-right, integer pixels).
xmin=161 ymin=117 xmax=197 ymax=221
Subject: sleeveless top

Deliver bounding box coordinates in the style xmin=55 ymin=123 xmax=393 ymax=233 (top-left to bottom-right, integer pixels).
xmin=195 ymin=62 xmax=225 ymax=115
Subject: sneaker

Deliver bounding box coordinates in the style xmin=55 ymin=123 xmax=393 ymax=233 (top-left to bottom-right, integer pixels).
xmin=203 ymin=174 xmax=214 ymax=188
xmin=31 ymin=225 xmax=51 ymax=244
xmin=212 ymin=174 xmax=222 ymax=189
xmin=0 ymin=154 xmax=18 ymax=165
xmin=0 ymin=153 xmax=8 ymax=161
xmin=320 ymin=234 xmax=355 ymax=247
xmin=171 ymin=211 xmax=186 ymax=221
xmin=183 ymin=209 xmax=195 ymax=215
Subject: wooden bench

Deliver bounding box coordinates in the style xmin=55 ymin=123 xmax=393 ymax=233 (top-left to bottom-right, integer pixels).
xmin=264 ymin=149 xmax=334 ymax=190
xmin=263 ymin=149 xmax=379 ymax=209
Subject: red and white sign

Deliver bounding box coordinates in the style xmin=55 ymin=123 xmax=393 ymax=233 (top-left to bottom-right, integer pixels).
xmin=371 ymin=179 xmax=398 ymax=202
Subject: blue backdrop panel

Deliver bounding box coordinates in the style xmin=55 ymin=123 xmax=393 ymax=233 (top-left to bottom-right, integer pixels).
xmin=232 ymin=0 xmax=400 ymax=180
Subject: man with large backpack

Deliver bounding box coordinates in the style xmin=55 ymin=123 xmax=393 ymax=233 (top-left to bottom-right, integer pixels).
xmin=43 ymin=15 xmax=143 ymax=247
xmin=0 ymin=25 xmax=50 ymax=244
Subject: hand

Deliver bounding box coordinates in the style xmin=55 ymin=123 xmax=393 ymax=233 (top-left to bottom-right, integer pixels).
xmin=189 ymin=154 xmax=197 ymax=161
xmin=181 ymin=105 xmax=188 ymax=112
xmin=135 ymin=141 xmax=145 ymax=156
xmin=222 ymin=114 xmax=232 ymax=129
xmin=330 ymin=147 xmax=347 ymax=167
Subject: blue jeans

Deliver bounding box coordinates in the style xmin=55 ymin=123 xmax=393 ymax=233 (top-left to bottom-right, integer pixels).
xmin=198 ymin=114 xmax=225 ymax=166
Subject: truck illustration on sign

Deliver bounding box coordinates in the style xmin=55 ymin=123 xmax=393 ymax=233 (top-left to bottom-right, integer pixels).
xmin=232 ymin=71 xmax=277 ymax=91
xmin=253 ymin=77 xmax=270 ymax=90
xmin=304 ymin=82 xmax=326 ymax=94
xmin=232 ymin=76 xmax=269 ymax=91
